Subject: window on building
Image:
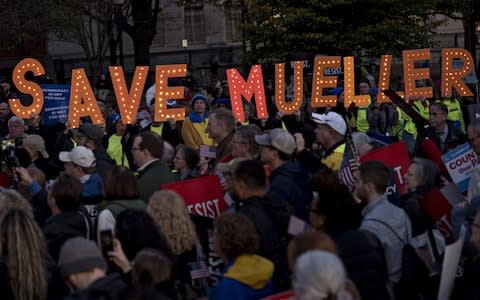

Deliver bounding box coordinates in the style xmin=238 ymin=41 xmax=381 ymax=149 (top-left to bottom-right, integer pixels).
xmin=225 ymin=6 xmax=242 ymax=42
xmin=184 ymin=6 xmax=205 ymax=44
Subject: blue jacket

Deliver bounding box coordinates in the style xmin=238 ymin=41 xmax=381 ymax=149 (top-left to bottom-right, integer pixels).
xmin=268 ymin=159 xmax=312 ymax=221
xmin=212 ymin=255 xmax=274 ymax=300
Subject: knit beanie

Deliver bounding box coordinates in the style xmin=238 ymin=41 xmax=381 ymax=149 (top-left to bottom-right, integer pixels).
xmin=190 ymin=94 xmax=208 ymax=108
xmin=58 ymin=237 xmax=107 ymax=278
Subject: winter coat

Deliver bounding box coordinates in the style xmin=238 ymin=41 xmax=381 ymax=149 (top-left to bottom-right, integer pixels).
xmin=268 ymin=159 xmax=312 ymax=221
xmin=332 ymin=230 xmax=391 ymax=300
xmin=238 ymin=193 xmax=293 ymax=292
xmin=65 ymin=273 xmax=127 ymax=300
xmin=137 ymin=160 xmax=176 ymax=202
xmin=43 ymin=210 xmax=91 ymax=261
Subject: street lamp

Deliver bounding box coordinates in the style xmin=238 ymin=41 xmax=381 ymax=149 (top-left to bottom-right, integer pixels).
xmin=114 ymin=0 xmax=125 ymax=68
xmin=182 ymin=39 xmax=188 ymax=65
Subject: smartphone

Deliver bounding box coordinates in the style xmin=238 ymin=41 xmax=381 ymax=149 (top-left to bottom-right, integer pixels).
xmin=99 ymin=229 xmax=114 ymax=256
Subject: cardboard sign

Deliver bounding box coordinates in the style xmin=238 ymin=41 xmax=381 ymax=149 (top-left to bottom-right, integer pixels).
xmin=360 ymin=141 xmax=410 ymax=194
xmin=161 ymin=175 xmax=228 ymax=218
xmin=441 ymin=143 xmax=480 ymax=192
xmin=438 ymin=238 xmax=464 ymax=300
xmin=41 ymin=84 xmax=70 ymax=126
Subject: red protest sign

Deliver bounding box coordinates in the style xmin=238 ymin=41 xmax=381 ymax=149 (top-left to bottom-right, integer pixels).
xmin=360 ymin=141 xmax=410 ymax=195
xmin=162 ymin=175 xmax=228 ymax=218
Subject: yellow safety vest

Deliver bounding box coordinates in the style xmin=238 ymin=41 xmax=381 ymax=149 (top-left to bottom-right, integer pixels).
xmin=107 ymin=134 xmax=130 ymax=168
xmin=150 ymin=123 xmax=164 ymax=136
xmin=404 ymin=100 xmax=429 ymax=136
xmin=356 ymin=97 xmax=372 ymax=133
xmin=393 ymin=106 xmax=405 ymax=139
xmin=441 ymin=98 xmax=465 ymax=133
xmin=321 ymin=143 xmax=345 ymax=172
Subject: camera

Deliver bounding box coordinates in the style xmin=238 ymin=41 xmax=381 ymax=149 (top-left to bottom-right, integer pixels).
xmin=0 ymin=139 xmax=20 ymax=168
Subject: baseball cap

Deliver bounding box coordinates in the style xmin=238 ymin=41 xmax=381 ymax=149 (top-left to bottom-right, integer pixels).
xmin=76 ymin=123 xmax=104 ymax=145
xmin=255 ymin=128 xmax=296 ymax=155
xmin=312 ymin=112 xmax=347 ymax=136
xmin=24 ymin=134 xmax=49 ymax=159
xmin=58 ymin=237 xmax=107 ymax=278
xmin=59 ymin=146 xmax=96 ymax=168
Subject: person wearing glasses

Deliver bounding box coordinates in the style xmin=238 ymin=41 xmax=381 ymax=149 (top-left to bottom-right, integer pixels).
xmin=131 ymin=131 xmax=176 ymax=202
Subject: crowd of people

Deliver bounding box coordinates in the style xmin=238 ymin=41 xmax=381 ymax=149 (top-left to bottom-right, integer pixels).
xmin=0 ymin=73 xmax=479 ymax=300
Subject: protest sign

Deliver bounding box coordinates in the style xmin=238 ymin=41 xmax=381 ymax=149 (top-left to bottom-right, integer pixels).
xmin=422 ymin=188 xmax=454 ymax=242
xmin=441 ymin=143 xmax=479 ymax=192
xmin=360 ymin=141 xmax=410 ymax=195
xmin=162 ymin=175 xmax=228 ymax=219
xmin=438 ymin=238 xmax=464 ymax=300
xmin=262 ymin=291 xmax=295 ymax=300
xmin=41 ymin=84 xmax=70 ymax=126
xmin=7 ymin=48 xmax=476 ymax=126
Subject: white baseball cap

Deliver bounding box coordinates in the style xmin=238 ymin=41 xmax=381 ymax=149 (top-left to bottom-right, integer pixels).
xmin=59 ymin=146 xmax=96 ymax=168
xmin=312 ymin=111 xmax=347 ymax=136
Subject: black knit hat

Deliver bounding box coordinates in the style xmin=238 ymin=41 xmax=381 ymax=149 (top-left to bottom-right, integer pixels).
xmin=58 ymin=237 xmax=107 ymax=278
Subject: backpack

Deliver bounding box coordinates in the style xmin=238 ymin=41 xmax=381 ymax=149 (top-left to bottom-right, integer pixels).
xmin=365 ymin=218 xmax=440 ymax=298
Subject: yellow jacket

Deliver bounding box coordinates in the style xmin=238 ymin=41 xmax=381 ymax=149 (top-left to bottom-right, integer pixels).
xmin=181 ymin=117 xmax=213 ymax=150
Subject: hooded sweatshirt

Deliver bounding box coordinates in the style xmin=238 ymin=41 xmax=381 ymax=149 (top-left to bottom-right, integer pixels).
xmin=212 ymin=254 xmax=274 ymax=300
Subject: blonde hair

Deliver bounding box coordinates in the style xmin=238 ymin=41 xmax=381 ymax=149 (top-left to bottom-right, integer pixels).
xmin=147 ymin=191 xmax=196 ymax=255
xmin=0 ymin=209 xmax=48 ymax=300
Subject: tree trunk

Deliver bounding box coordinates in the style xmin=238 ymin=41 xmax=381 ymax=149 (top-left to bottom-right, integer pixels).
xmin=132 ymin=31 xmax=152 ymax=66
xmin=463 ymin=17 xmax=477 ymax=69
xmin=123 ymin=0 xmax=159 ymax=67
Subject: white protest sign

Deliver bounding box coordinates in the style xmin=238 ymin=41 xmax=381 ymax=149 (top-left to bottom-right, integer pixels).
xmin=442 ymin=143 xmax=480 ymax=192
xmin=438 ymin=237 xmax=464 ymax=300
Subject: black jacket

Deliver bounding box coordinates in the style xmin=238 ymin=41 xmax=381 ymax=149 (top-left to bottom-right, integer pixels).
xmin=268 ymin=160 xmax=312 ymax=221
xmin=238 ymin=193 xmax=294 ymax=292
xmin=93 ymin=147 xmax=115 ymax=177
xmin=401 ymin=186 xmax=434 ymax=237
xmin=332 ymin=230 xmax=391 ymax=300
xmin=65 ymin=273 xmax=127 ymax=300
xmin=415 ymin=121 xmax=467 ymax=155
xmin=43 ymin=210 xmax=90 ymax=261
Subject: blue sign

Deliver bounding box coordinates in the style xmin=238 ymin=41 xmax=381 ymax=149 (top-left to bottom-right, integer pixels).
xmin=441 ymin=143 xmax=479 ymax=192
xmin=42 ymin=84 xmax=70 ymax=126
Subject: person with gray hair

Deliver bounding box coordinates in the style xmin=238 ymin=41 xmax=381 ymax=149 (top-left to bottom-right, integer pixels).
xmin=402 ymin=157 xmax=441 ymax=237
xmin=7 ymin=116 xmax=26 ymax=139
xmin=231 ymin=124 xmax=262 ymax=159
xmin=161 ymin=141 xmax=175 ymax=168
xmin=293 ymin=250 xmax=355 ymax=300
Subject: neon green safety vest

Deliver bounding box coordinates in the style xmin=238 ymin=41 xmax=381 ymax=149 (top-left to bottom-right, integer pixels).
xmin=107 ymin=134 xmax=130 ymax=168
xmin=356 ymin=96 xmax=372 ymax=133
xmin=441 ymin=98 xmax=465 ymax=133
xmin=150 ymin=123 xmax=164 ymax=135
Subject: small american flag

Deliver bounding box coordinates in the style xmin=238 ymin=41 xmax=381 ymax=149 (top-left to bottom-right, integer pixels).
xmin=199 ymin=145 xmax=217 ymax=158
xmin=190 ymin=260 xmax=210 ymax=280
xmin=338 ymin=135 xmax=359 ymax=190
